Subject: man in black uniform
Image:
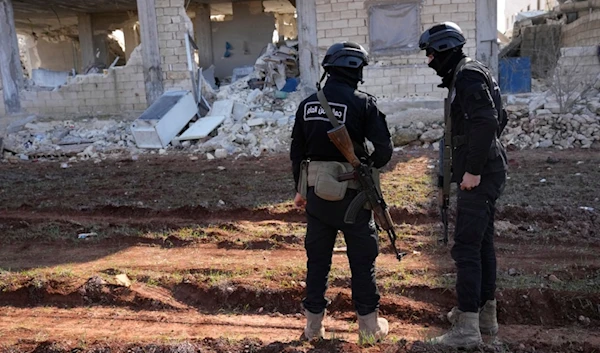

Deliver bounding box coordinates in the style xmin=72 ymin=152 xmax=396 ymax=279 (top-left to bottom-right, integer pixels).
xmin=418 ymin=22 xmax=508 ymax=348
xmin=290 ymin=42 xmax=393 ymax=343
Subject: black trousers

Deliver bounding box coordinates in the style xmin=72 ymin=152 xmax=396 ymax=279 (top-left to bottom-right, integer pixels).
xmin=452 ymin=171 xmax=506 ymax=313
xmin=302 ymin=187 xmax=380 ymax=316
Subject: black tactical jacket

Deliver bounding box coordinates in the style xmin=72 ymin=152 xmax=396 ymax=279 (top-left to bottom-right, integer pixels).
xmin=290 ymin=76 xmax=393 ymax=189
xmin=450 ymin=60 xmax=507 ymax=181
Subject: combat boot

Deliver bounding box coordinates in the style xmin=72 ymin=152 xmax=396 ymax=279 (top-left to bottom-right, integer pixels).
xmin=447 ymin=300 xmax=498 ymax=335
xmin=303 ymin=309 xmax=325 ymax=340
xmin=431 ymin=310 xmax=482 ymax=349
xmin=479 ymin=299 xmax=498 ymax=335
xmin=357 ymin=311 xmax=389 ymax=344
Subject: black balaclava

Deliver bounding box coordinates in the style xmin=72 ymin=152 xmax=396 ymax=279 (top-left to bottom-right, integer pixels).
xmin=428 ymin=46 xmax=466 ymax=88
xmin=326 ymin=66 xmax=363 ymax=89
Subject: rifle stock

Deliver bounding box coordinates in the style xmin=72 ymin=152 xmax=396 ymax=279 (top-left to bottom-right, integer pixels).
xmin=327 ymin=125 xmax=361 ymax=168
xmin=327 ymin=125 xmax=406 ymax=261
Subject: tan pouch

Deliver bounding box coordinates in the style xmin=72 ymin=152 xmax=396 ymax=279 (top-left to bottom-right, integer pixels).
xmin=308 ymin=161 xmax=350 ymax=201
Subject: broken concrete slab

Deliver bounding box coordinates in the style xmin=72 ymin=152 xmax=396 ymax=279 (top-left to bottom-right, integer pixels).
xmin=6 ymin=115 xmax=37 ymax=134
xmin=209 ymin=100 xmax=234 ymax=118
xmin=32 ymin=68 xmax=70 ymax=88
xmin=232 ymin=102 xmax=250 ymax=121
xmin=131 ymin=91 xmax=198 ymax=149
xmin=177 ymin=115 xmax=227 ymax=141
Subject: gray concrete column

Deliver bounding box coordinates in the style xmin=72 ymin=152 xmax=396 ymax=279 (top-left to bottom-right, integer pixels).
xmin=297 ymin=0 xmax=319 ymax=93
xmin=123 ymin=21 xmax=139 ymax=61
xmin=193 ymin=4 xmax=214 ymax=68
xmin=78 ymin=13 xmax=95 ymax=71
xmin=476 ymin=0 xmax=498 ymax=78
xmin=0 ymin=0 xmax=23 ymax=114
xmin=136 ymin=0 xmax=164 ymax=106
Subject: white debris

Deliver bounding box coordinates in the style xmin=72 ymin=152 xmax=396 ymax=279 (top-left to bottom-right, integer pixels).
xmin=214 ymin=148 xmax=228 ymax=159
xmin=247 ymin=118 xmax=266 ymax=127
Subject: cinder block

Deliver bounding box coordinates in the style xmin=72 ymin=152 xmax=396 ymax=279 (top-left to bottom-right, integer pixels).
xmin=163 ymin=7 xmax=178 ymax=16
xmin=316 ymin=4 xmax=332 ymax=13
xmin=346 ymin=35 xmax=367 ymax=44
xmin=348 ymin=2 xmax=364 ymax=10
xmin=331 ymin=19 xmax=349 ymax=29
xmin=458 ymin=3 xmax=475 ymax=12
xmin=382 ymin=84 xmax=399 ymax=95
xmin=407 ymin=75 xmax=425 ymax=84
xmin=422 ymin=5 xmax=441 ymax=14
xmin=416 ymin=83 xmax=434 ymax=93
xmin=156 ymin=0 xmax=170 ymax=8
xmin=325 ymin=28 xmax=342 ymax=38
xmin=342 ymin=27 xmax=358 ymax=36
xmin=348 ymin=18 xmax=365 ymax=27
xmin=324 ymin=11 xmax=341 ymax=20
xmin=340 ymin=10 xmax=357 ymax=19
xmin=441 ymin=4 xmax=458 ymax=12
xmin=374 ymin=76 xmax=392 ymax=85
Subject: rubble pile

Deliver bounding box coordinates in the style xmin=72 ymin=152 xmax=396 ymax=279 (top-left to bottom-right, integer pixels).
xmin=1 ymin=78 xmax=305 ymax=162
xmin=389 ymin=92 xmax=600 ymax=150
xmin=191 ymin=77 xmax=304 ymax=159
xmin=2 ymin=118 xmax=138 ymax=162
xmin=253 ymin=43 xmax=299 ymax=91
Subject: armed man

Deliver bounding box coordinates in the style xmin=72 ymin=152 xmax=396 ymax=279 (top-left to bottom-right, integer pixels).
xmin=419 ymin=22 xmax=508 ymax=348
xmin=290 ymin=42 xmax=394 ymax=344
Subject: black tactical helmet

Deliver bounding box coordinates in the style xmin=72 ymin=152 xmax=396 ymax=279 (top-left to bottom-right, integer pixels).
xmin=419 ymin=22 xmax=466 ymax=53
xmin=322 ymin=41 xmax=369 ymax=69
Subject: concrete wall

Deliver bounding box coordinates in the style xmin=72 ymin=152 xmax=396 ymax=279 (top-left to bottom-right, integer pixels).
xmin=556 ymin=46 xmax=600 ymax=80
xmin=32 ymin=38 xmax=80 ymax=73
xmin=315 ymin=0 xmax=477 ymax=99
xmin=211 ymin=1 xmax=276 ymax=79
xmin=155 ymin=0 xmax=194 ymax=91
xmin=521 ymin=24 xmax=562 ymax=78
xmin=0 ymin=46 xmax=147 ymax=116
xmin=562 ymin=12 xmax=600 ymax=47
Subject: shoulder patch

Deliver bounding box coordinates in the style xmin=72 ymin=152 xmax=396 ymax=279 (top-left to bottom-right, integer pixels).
xmin=303 ymin=101 xmax=348 ymax=124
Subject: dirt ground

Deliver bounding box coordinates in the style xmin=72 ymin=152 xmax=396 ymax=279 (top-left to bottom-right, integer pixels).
xmin=0 ymin=147 xmax=598 ymax=353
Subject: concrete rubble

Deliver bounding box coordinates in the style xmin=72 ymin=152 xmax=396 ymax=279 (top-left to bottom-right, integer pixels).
xmin=389 ymin=87 xmax=600 ymax=151
xmin=1 ymin=73 xmax=305 ymax=162
xmin=2 ymin=73 xmax=600 ymax=163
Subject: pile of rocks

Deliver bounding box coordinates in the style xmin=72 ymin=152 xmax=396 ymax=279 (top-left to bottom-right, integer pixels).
xmin=388 ymin=92 xmax=600 ymax=150
xmin=1 ymin=77 xmax=305 ymax=162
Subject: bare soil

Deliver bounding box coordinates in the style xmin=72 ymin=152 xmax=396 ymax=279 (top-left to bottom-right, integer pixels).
xmin=0 ymin=148 xmax=598 ymax=353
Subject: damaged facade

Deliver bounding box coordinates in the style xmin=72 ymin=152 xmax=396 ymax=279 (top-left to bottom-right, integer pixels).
xmin=0 ymin=0 xmax=501 ymax=117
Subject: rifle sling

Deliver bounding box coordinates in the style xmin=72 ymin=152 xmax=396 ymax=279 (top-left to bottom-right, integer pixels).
xmin=317 ymin=90 xmax=340 ymax=128
xmin=317 ymin=89 xmax=366 ymax=156
xmin=442 ymin=58 xmax=470 ymax=196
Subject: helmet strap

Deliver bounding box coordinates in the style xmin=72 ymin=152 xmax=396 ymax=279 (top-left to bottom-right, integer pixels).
xmin=316 ymin=72 xmax=327 ymax=91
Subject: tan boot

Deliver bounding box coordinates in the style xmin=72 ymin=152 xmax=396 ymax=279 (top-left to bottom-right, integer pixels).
xmin=432 ymin=310 xmax=482 ymax=349
xmin=303 ymin=309 xmax=325 ymax=340
xmin=479 ymin=299 xmax=498 ymax=335
xmin=357 ymin=311 xmax=389 ymax=344
xmin=447 ymin=300 xmax=499 ymax=336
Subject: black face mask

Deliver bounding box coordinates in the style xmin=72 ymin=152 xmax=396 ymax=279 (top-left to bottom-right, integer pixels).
xmin=328 ymin=66 xmax=363 ymax=87
xmin=428 ymin=49 xmax=454 ymax=78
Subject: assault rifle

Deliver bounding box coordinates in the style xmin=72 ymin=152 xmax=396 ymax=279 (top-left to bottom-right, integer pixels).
xmin=439 ymin=97 xmax=452 ymax=245
xmin=327 ymin=124 xmax=406 ymax=261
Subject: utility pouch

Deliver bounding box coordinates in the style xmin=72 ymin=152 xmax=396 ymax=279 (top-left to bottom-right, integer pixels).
xmin=298 ymin=160 xmax=309 ymax=198
xmin=308 ymin=161 xmax=350 ymax=201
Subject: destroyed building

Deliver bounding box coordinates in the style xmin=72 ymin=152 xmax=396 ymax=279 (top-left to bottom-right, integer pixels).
xmin=0 ymin=0 xmax=502 ymax=117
